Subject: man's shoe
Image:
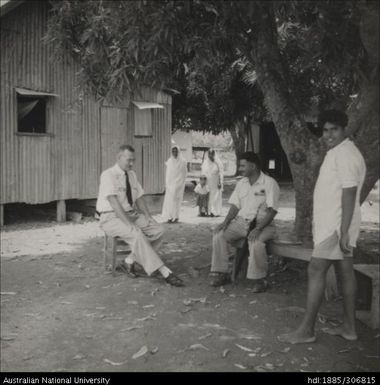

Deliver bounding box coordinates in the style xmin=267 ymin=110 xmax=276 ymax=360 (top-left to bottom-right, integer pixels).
xmin=250 ymin=279 xmax=268 ymax=293
xmin=209 ymin=273 xmax=230 ymax=287
xmin=165 ymin=273 xmax=184 ymax=287
xmin=116 ymin=261 xmax=139 ymax=278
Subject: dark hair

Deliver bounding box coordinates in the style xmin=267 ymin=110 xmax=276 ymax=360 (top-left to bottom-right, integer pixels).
xmin=119 ymin=144 xmax=135 ymax=152
xmin=240 ymin=152 xmax=261 ymax=169
xmin=318 ymin=110 xmax=348 ymax=129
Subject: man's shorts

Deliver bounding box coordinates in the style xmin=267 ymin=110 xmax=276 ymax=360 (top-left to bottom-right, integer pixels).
xmin=312 ymin=231 xmax=353 ymax=260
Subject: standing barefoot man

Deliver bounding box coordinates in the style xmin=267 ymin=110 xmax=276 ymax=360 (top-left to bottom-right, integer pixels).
xmin=278 ymin=110 xmax=366 ymax=344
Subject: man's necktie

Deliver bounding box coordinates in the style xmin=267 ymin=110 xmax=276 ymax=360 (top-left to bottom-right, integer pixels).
xmin=125 ymin=171 xmax=133 ymax=207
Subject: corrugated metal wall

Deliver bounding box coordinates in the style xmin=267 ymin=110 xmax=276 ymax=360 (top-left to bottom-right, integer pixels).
xmin=0 ymin=1 xmax=171 ymax=204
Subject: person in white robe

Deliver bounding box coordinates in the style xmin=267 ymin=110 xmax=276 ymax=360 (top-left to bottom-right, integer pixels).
xmin=201 ymin=149 xmax=224 ymax=216
xmin=162 ymin=145 xmax=188 ymax=223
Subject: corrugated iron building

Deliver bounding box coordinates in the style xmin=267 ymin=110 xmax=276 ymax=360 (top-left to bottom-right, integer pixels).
xmin=0 ymin=0 xmax=171 ymax=224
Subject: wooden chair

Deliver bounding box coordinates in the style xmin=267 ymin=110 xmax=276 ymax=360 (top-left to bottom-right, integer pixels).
xmin=103 ymin=234 xmax=131 ymax=277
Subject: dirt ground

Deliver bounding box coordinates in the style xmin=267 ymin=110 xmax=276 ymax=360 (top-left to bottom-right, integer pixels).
xmin=1 ymin=181 xmax=379 ymax=372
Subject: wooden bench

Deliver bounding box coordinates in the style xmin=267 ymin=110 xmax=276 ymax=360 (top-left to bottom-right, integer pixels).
xmin=232 ymin=239 xmax=339 ymax=300
xmin=354 ymin=264 xmax=379 ymax=329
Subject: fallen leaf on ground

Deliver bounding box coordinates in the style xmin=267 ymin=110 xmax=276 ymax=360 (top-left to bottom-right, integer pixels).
xmin=60 ymin=301 xmax=73 ymax=305
xmin=73 ymin=354 xmax=86 ymax=360
xmin=183 ymin=299 xmax=192 ymax=306
xmin=249 ymin=300 xmax=257 ymax=305
xmin=238 ymin=334 xmax=261 ymax=340
xmin=121 ymin=325 xmax=143 ymax=332
xmin=151 ymin=289 xmax=159 ymax=296
xmin=250 ymin=315 xmax=259 ymax=320
xmin=365 ymin=355 xmax=380 ymax=359
xmin=180 ymin=308 xmax=192 ymax=314
xmin=254 ymin=366 xmax=267 ymax=372
xmin=260 ymin=351 xmax=272 ymax=357
xmin=188 ymin=344 xmax=209 ymax=351
xmin=219 ymin=287 xmax=226 ymax=294
xmin=265 ymin=363 xmax=275 ymax=370
xmin=198 ymin=333 xmax=212 ymax=340
xmin=234 ymin=364 xmax=247 ymax=370
xmin=280 ymin=347 xmax=291 ymax=353
xmin=143 ymin=304 xmax=155 ymax=308
xmin=374 ymin=334 xmax=380 ymax=338
xmin=128 ymin=301 xmax=138 ymax=305
xmin=338 ymin=348 xmax=352 ymax=354
xmin=132 ymin=345 xmax=148 ymax=359
xmin=136 ymin=313 xmax=157 ymax=322
xmin=150 ymin=347 xmax=159 ymax=354
xmin=104 ymin=358 xmax=125 ymax=366
xmin=201 ymin=323 xmax=227 ymax=330
xmin=248 ymin=353 xmax=256 ymax=357
xmin=84 ymin=285 xmax=90 ymax=289
xmin=222 ymin=349 xmax=230 ymax=358
xmin=235 ymin=344 xmax=254 ymax=352
xmin=215 ymin=304 xmax=221 ymax=308
xmin=318 ymin=314 xmax=327 ymax=324
xmin=0 ymin=292 xmax=17 ymax=295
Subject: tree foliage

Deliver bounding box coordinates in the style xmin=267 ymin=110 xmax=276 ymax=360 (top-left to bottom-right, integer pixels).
xmin=46 ymin=0 xmax=379 ymax=240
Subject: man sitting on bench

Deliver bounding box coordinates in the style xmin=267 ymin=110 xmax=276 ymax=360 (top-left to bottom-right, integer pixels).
xmin=209 ymin=152 xmax=280 ymax=292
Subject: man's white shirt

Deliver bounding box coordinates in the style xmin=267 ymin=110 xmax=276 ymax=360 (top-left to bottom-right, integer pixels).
xmin=96 ymin=164 xmax=144 ymax=212
xmin=313 ymin=138 xmax=366 ymax=247
xmin=228 ymin=172 xmax=280 ymax=221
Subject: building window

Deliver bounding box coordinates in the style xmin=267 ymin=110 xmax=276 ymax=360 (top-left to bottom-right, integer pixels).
xmin=134 ymin=108 xmax=153 ymax=137
xmin=15 ymin=88 xmax=58 ymax=134
xmin=132 ymin=101 xmax=164 ymax=137
xmin=17 ymin=95 xmax=47 ymax=133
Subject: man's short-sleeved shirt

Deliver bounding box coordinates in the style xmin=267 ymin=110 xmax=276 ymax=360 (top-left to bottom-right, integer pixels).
xmin=96 ymin=163 xmax=144 ymax=212
xmin=228 ymin=172 xmax=280 ymax=221
xmin=313 ymin=138 xmax=366 ymax=247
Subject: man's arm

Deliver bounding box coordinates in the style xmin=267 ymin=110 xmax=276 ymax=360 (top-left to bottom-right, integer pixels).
xmin=340 ymin=186 xmax=357 ymax=252
xmin=135 ymin=196 xmax=155 ymax=222
xmin=214 ymin=204 xmax=239 ymax=233
xmin=248 ymin=208 xmax=277 ymax=241
xmin=107 ymin=195 xmax=135 ymax=228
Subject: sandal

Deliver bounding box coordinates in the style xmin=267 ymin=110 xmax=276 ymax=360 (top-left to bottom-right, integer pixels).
xmin=165 ymin=273 xmax=184 ymax=287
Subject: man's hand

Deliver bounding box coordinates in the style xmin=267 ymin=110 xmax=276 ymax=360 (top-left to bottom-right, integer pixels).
xmin=146 ymin=215 xmax=157 ymax=224
xmin=214 ymin=222 xmax=227 ymax=234
xmin=339 ymin=231 xmax=351 ymax=254
xmin=248 ymin=228 xmax=262 ymax=242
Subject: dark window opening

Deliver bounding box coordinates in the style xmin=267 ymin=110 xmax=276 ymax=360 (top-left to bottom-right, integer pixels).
xmin=17 ymin=95 xmax=47 ymax=133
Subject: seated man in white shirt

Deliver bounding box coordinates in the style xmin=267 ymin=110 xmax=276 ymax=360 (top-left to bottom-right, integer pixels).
xmin=210 ymin=152 xmax=280 ymax=292
xmin=279 ymin=110 xmax=366 ymax=344
xmin=96 ymin=144 xmax=184 ymax=287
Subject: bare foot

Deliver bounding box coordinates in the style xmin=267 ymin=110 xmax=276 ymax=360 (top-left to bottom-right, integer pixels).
xmin=322 ymin=326 xmax=358 ymax=341
xmin=277 ymin=330 xmax=316 ymax=345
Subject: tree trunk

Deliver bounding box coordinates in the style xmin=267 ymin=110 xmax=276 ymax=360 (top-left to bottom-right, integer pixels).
xmin=229 ymin=122 xmax=247 ymax=176
xmin=252 ymin=1 xmax=379 ymax=242
xmin=347 ymin=0 xmax=379 ymax=203
xmin=253 ymin=3 xmax=323 ymax=243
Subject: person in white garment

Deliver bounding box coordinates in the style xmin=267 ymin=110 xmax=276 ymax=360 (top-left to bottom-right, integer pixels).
xmin=278 ymin=110 xmax=366 ymax=344
xmin=201 ymin=149 xmax=224 ymax=216
xmin=209 ymin=152 xmax=280 ymax=292
xmin=161 ymin=145 xmax=187 ymax=223
xmin=96 ymin=144 xmax=184 ymax=287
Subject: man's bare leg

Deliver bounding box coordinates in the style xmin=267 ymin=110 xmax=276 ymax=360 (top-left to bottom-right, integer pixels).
xmin=278 ymin=258 xmax=332 ymax=344
xmin=323 ymin=258 xmax=358 ymax=341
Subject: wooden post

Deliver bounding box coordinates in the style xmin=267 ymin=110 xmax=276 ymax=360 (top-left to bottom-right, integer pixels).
xmin=56 ymin=200 xmax=66 ymax=222
xmin=0 ymin=204 xmax=4 ymax=227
